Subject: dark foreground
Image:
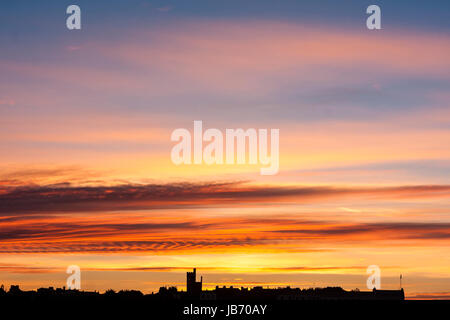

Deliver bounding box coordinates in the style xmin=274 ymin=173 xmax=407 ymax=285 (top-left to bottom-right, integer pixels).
xmin=1 ymin=296 xmax=448 ymax=319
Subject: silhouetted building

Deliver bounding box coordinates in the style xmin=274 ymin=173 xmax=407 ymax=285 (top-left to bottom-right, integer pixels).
xmin=8 ymin=285 xmax=22 ymax=295
xmin=186 ymin=268 xmax=202 ymax=296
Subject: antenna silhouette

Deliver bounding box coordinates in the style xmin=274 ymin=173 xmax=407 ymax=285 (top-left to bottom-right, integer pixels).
xmin=400 ymin=274 xmax=402 ymax=289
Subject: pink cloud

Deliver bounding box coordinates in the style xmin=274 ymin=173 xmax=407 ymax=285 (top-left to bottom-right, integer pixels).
xmin=65 ymin=45 xmax=82 ymax=52
xmin=157 ymin=6 xmax=173 ymax=12
xmin=2 ymin=21 xmax=449 ymax=97
xmin=0 ymin=98 xmax=15 ymax=106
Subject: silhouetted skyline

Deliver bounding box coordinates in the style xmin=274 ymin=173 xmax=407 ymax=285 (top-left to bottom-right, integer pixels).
xmin=0 ymin=269 xmax=405 ymax=301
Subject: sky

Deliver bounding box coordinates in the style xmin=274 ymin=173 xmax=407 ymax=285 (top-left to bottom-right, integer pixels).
xmin=0 ymin=1 xmax=450 ymax=299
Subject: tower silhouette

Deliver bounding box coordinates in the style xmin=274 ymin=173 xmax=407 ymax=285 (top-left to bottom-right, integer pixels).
xmin=186 ymin=268 xmax=202 ymax=295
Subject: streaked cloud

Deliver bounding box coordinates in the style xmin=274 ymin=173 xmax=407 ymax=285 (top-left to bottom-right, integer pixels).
xmin=1 ymin=181 xmax=450 ymax=214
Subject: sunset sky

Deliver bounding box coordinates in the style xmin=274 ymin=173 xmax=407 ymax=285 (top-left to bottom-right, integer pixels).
xmin=1 ymin=0 xmax=450 ymax=299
